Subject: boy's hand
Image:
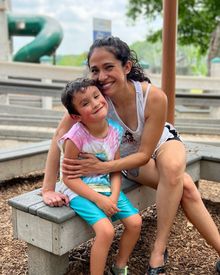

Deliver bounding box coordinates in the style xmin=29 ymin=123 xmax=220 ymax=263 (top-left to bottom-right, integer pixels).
xmin=42 ymin=190 xmax=69 ymax=207
xmin=95 ymin=194 xmax=120 ymax=217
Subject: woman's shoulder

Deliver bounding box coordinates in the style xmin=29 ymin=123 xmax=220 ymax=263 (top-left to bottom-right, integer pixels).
xmin=140 ymin=81 xmax=166 ymax=101
xmin=140 ymin=81 xmax=148 ymax=94
xmin=139 ymin=82 xmax=167 ymax=119
xmin=149 ymin=85 xmax=167 ymax=103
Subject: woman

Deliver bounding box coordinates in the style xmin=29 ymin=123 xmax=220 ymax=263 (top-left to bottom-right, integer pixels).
xmin=42 ymin=36 xmax=220 ymax=275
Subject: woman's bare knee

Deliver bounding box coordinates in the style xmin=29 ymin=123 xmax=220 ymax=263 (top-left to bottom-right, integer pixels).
xmin=156 ymin=141 xmax=186 ymax=187
xmin=159 ymin=160 xmax=185 ymax=187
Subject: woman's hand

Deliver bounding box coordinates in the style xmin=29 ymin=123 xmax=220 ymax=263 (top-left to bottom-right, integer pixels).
xmin=62 ymin=153 xmax=109 ymax=178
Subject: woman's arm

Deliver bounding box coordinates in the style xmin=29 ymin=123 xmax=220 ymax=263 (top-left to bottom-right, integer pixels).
xmin=62 ymin=85 xmax=167 ymax=177
xmin=109 ymin=149 xmax=121 ymax=205
xmin=63 ymin=140 xmax=119 ymax=215
xmin=42 ymin=112 xmax=75 ymax=206
xmin=112 ymin=85 xmax=167 ymax=170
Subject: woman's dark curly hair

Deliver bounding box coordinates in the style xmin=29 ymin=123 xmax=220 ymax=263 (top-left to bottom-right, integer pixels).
xmin=87 ymin=36 xmax=151 ymax=83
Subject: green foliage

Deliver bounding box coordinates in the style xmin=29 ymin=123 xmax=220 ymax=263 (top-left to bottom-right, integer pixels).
xmin=177 ymin=44 xmax=207 ymax=75
xmin=130 ymin=39 xmax=162 ymax=68
xmin=127 ymin=0 xmax=220 ymax=54
xmin=127 ymin=0 xmax=162 ymax=21
xmin=57 ymin=52 xmax=87 ymax=66
xmin=130 ymin=39 xmax=207 ymax=75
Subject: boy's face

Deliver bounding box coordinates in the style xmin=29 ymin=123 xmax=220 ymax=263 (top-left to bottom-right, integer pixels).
xmin=73 ymin=86 xmax=108 ymax=123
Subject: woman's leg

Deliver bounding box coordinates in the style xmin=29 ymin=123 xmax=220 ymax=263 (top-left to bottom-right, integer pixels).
xmin=115 ymin=214 xmax=142 ymax=268
xmin=91 ymin=218 xmax=115 ymax=275
xmin=130 ymin=140 xmax=185 ymax=273
xmin=129 ymin=144 xmax=220 ymax=268
xmin=181 ymin=173 xmax=220 ymax=256
xmin=148 ymin=141 xmax=185 ymax=270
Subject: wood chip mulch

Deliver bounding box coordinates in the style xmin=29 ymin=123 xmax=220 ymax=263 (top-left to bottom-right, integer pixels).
xmin=0 ymin=176 xmax=219 ymax=275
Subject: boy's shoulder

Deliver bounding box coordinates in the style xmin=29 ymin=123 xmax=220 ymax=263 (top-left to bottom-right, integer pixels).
xmin=67 ymin=121 xmax=82 ymax=133
xmin=61 ymin=122 xmax=83 ymax=141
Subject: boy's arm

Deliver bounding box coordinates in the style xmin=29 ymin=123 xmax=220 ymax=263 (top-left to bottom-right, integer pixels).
xmin=109 ymin=149 xmax=121 ymax=205
xmin=63 ymin=140 xmax=119 ymax=215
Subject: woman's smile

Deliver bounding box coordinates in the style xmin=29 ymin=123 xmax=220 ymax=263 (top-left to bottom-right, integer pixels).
xmin=100 ymin=81 xmax=115 ymax=94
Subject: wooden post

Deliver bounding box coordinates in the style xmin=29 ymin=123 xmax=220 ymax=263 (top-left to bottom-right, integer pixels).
xmin=161 ymin=0 xmax=178 ymax=124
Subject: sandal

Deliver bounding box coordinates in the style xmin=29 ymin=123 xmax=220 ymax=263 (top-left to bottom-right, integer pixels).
xmin=110 ymin=264 xmax=129 ymax=275
xmin=146 ymin=249 xmax=168 ymax=275
xmin=216 ymin=260 xmax=220 ymax=274
xmin=146 ymin=265 xmax=166 ymax=275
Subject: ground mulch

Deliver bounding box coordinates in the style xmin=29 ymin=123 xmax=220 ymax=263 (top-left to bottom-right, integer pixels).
xmin=0 ymin=175 xmax=219 ymax=275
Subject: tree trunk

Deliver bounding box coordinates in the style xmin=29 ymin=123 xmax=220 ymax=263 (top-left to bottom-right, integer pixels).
xmin=207 ymin=22 xmax=220 ymax=76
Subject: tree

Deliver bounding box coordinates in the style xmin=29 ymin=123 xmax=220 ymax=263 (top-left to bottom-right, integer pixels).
xmin=127 ymin=0 xmax=220 ymax=75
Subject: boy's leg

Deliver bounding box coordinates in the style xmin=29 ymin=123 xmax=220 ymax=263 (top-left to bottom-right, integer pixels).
xmin=112 ymin=192 xmax=142 ymax=268
xmin=91 ymin=218 xmax=115 ymax=275
xmin=70 ymin=196 xmax=115 ymax=275
xmin=115 ymin=214 xmax=142 ymax=268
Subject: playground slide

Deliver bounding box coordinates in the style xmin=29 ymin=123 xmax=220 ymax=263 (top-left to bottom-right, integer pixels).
xmin=7 ymin=13 xmax=63 ymax=63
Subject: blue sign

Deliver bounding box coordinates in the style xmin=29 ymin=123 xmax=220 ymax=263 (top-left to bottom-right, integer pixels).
xmin=93 ymin=30 xmax=111 ymax=41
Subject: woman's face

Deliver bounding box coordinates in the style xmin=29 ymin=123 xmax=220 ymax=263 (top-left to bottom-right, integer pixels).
xmin=89 ymin=47 xmax=131 ymax=97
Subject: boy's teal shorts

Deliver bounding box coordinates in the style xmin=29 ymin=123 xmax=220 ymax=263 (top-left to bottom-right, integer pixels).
xmin=69 ymin=191 xmax=138 ymax=226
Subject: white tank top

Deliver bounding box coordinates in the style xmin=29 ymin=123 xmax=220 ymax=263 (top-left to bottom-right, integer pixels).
xmin=106 ymin=80 xmax=180 ymax=158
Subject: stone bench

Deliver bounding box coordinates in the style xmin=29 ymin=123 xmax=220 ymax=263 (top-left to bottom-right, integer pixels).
xmin=8 ymin=142 xmax=220 ymax=275
xmin=0 ymin=140 xmax=51 ymax=182
xmin=175 ymin=105 xmax=210 ymax=114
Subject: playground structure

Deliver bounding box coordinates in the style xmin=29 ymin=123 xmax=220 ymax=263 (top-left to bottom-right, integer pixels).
xmin=0 ymin=0 xmax=63 ymax=63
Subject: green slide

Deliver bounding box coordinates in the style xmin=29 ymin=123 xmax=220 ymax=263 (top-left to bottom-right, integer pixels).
xmin=7 ymin=13 xmax=63 ymax=63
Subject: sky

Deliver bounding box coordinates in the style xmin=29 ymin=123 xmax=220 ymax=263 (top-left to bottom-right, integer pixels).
xmin=10 ymin=0 xmax=162 ymax=55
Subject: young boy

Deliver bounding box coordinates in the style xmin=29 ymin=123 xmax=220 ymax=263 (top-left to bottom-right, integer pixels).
xmin=58 ymin=78 xmax=142 ymax=275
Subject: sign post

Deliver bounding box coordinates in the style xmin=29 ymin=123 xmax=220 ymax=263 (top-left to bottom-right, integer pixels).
xmin=93 ymin=18 xmax=111 ymax=41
